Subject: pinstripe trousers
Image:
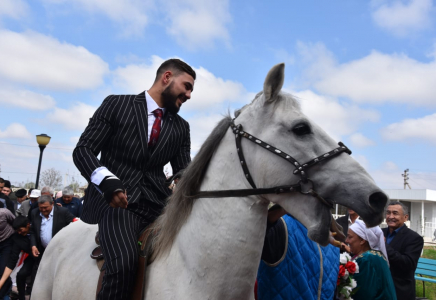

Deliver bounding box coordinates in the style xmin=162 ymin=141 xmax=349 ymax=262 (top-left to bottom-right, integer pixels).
xmin=97 ymin=201 xmax=163 ymax=300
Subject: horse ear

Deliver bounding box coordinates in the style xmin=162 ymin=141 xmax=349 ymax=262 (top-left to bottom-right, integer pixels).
xmin=263 ymin=63 xmax=285 ymax=103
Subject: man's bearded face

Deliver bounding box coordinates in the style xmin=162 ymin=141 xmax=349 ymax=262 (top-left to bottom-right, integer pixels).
xmin=161 ymin=81 xmax=186 ymax=114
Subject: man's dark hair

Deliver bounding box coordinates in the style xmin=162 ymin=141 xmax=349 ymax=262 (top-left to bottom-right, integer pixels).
xmin=387 ymin=201 xmax=409 ymax=216
xmin=13 ymin=216 xmax=30 ymax=230
xmin=155 ymin=59 xmax=196 ymax=82
xmin=0 ymin=178 xmax=4 ymax=184
xmin=3 ymin=180 xmax=11 ymax=188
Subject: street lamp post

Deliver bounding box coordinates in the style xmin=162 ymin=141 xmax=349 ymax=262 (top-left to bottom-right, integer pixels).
xmin=35 ymin=134 xmax=51 ymax=189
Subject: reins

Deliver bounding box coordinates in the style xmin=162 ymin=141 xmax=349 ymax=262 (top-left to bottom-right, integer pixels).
xmin=192 ymin=120 xmax=352 ymax=209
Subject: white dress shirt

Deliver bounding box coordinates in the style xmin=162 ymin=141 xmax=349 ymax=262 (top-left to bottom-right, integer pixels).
xmin=40 ymin=208 xmax=54 ymax=248
xmin=90 ymin=91 xmax=165 ymax=186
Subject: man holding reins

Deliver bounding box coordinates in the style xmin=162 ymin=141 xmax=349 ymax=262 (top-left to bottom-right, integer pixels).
xmin=73 ymin=59 xmax=195 ymax=300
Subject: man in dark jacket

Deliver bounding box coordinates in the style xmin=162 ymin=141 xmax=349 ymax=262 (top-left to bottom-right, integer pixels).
xmin=382 ymin=201 xmax=423 ymax=300
xmin=0 ymin=216 xmax=34 ymax=300
xmin=30 ymin=195 xmax=75 ymax=258
xmin=55 ymin=187 xmax=82 ymax=218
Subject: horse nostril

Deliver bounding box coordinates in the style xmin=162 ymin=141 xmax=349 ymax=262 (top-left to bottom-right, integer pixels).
xmin=369 ymin=191 xmax=388 ymax=212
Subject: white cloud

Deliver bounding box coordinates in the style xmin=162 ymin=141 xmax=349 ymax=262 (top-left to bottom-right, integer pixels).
xmin=0 ymin=123 xmax=32 ymax=139
xmin=349 ymin=133 xmax=376 ymax=148
xmin=380 ymin=113 xmax=436 ymax=143
xmin=293 ymin=90 xmax=380 ymax=141
xmin=163 ymin=0 xmax=231 ymax=50
xmin=0 ymin=89 xmax=56 ymax=111
xmin=0 ymin=0 xmax=29 ymax=20
xmin=0 ymin=30 xmax=109 ymax=91
xmin=371 ymin=0 xmax=434 ymax=36
xmin=46 ymin=102 xmax=97 ymax=131
xmin=43 ymin=0 xmax=152 ymax=36
xmin=296 ymin=42 xmax=436 ymax=106
xmin=42 ymin=0 xmax=231 ymax=49
xmin=187 ymin=113 xmax=225 ymax=153
xmin=113 ymin=56 xmax=252 ymax=112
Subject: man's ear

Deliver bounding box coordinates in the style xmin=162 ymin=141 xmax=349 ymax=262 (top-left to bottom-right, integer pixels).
xmin=162 ymin=71 xmax=173 ymax=85
xmin=405 ymin=214 xmax=409 ymax=221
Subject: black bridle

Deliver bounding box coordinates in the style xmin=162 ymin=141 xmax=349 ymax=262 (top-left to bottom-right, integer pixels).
xmin=193 ymin=120 xmax=352 ymax=208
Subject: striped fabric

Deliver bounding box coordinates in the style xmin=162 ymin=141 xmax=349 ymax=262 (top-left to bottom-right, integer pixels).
xmin=73 ymin=91 xmax=191 ymax=224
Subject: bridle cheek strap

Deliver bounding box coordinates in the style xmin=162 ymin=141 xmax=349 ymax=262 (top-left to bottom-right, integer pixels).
xmin=231 ymin=122 xmax=351 ymax=186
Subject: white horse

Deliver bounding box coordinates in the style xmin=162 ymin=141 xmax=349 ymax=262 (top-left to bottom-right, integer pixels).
xmin=32 ymin=63 xmax=387 ymax=300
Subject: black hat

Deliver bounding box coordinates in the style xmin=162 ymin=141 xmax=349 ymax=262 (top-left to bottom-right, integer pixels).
xmin=15 ymin=189 xmax=27 ymax=198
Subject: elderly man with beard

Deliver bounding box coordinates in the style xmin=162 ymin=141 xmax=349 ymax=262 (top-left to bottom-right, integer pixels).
xmin=73 ymin=58 xmax=195 ymax=300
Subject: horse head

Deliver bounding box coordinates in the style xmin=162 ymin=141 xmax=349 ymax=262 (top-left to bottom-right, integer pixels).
xmin=235 ymin=63 xmax=388 ymax=246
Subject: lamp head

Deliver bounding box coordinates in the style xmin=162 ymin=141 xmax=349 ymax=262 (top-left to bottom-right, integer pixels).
xmin=36 ymin=134 xmax=51 ymax=146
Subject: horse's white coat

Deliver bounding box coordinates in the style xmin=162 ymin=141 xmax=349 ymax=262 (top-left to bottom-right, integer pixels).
xmin=32 ymin=64 xmax=387 ymax=300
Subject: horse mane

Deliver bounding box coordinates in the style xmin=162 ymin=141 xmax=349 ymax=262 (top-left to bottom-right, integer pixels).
xmin=148 ymin=115 xmax=233 ymax=259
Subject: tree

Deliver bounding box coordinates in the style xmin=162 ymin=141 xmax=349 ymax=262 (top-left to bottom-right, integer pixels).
xmin=67 ymin=176 xmax=81 ymax=193
xmin=40 ymin=168 xmax=63 ymax=190
xmin=23 ymin=182 xmax=35 ymax=189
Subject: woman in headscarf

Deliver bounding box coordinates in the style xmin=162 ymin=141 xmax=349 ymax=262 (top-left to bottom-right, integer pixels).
xmin=346 ymin=219 xmax=397 ymax=300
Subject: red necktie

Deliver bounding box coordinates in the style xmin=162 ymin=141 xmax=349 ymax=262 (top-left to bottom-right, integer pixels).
xmin=148 ymin=109 xmax=163 ymax=148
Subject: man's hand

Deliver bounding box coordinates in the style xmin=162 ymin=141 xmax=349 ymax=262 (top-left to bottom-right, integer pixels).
xmin=32 ymin=246 xmax=40 ymax=257
xmin=341 ymin=243 xmax=351 ymax=253
xmin=109 ymin=191 xmax=128 ymax=209
xmin=98 ymin=176 xmax=127 ymax=208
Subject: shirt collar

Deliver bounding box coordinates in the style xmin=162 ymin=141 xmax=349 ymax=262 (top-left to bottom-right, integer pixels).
xmin=146 ymin=91 xmax=166 ymax=115
xmin=388 ymin=224 xmax=405 ymax=236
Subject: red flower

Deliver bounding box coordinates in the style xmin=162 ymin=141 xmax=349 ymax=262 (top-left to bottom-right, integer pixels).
xmin=338 ymin=265 xmax=346 ymax=278
xmin=345 ymin=261 xmax=356 ymax=275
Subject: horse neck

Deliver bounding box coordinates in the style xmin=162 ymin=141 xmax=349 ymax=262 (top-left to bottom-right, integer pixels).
xmin=177 ymin=130 xmax=269 ymax=292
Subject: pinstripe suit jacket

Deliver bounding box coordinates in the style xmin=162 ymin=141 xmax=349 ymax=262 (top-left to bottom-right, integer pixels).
xmin=73 ymin=92 xmax=191 ymax=224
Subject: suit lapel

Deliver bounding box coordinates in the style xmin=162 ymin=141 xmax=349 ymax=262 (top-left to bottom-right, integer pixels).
xmin=148 ymin=111 xmax=174 ymax=162
xmin=133 ymin=92 xmax=151 ymax=162
xmin=387 ymin=225 xmax=407 ymax=248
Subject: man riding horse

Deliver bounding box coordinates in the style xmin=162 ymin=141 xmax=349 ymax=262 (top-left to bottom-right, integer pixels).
xmin=73 ymin=59 xmax=195 ymax=300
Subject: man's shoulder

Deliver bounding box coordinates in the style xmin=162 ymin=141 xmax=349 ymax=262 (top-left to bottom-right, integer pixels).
xmin=172 ymin=113 xmax=189 ymax=127
xmin=55 ymin=205 xmax=69 ymax=214
xmin=401 ymin=226 xmax=423 ymax=240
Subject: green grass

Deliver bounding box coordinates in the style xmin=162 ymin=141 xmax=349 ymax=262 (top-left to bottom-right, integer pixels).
xmin=416 ymin=247 xmax=436 ymax=299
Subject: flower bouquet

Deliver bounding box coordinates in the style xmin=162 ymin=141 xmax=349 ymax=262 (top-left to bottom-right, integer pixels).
xmin=337 ymin=252 xmax=359 ymax=300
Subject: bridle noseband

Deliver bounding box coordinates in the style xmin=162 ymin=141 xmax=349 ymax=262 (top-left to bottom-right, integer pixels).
xmin=193 ymin=120 xmax=352 ymax=208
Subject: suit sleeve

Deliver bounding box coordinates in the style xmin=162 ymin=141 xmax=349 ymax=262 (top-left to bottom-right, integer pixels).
xmin=170 ymin=121 xmax=191 ymax=175
xmin=66 ymin=209 xmax=75 ymax=223
xmin=386 ymin=232 xmax=423 ymax=273
xmin=73 ymin=95 xmax=118 ymax=181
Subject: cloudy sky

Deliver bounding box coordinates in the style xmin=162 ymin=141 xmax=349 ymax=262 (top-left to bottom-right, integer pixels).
xmin=1 ymin=0 xmax=435 ymax=190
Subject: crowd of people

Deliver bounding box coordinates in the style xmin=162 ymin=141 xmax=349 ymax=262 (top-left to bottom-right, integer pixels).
xmin=0 ymin=177 xmax=83 ymax=299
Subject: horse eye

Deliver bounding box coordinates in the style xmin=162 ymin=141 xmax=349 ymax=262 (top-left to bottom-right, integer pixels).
xmin=292 ymin=123 xmax=311 ymax=136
